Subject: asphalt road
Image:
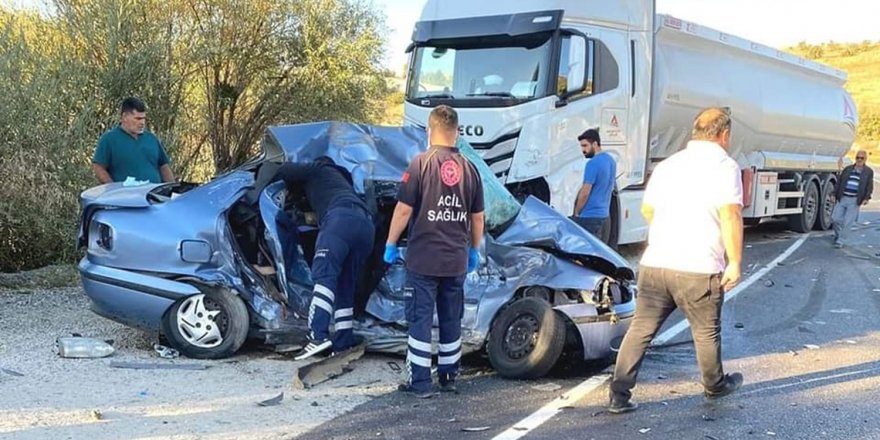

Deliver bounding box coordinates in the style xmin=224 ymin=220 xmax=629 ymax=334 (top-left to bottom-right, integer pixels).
xmin=300 ymin=205 xmax=880 ymax=439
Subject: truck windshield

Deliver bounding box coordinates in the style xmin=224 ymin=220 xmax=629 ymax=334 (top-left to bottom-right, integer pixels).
xmin=406 ymin=33 xmax=554 ymax=106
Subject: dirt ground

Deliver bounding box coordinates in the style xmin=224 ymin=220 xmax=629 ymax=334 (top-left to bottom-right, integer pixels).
xmin=0 ymin=286 xmax=411 ymax=440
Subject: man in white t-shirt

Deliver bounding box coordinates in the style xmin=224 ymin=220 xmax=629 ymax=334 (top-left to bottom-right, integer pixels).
xmin=608 ymin=107 xmax=745 ymax=414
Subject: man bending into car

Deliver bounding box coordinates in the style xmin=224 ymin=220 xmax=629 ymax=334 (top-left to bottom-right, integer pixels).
xmin=274 ymin=157 xmax=375 ymax=360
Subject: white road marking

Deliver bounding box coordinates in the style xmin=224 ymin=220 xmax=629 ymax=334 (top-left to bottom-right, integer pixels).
xmin=740 ymin=366 xmax=880 ymax=396
xmin=492 ymin=374 xmax=610 ymax=440
xmin=651 ymin=233 xmax=811 ymax=347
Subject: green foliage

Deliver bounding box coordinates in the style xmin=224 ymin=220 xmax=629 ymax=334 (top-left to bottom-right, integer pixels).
xmin=0 ymin=0 xmax=391 ymax=271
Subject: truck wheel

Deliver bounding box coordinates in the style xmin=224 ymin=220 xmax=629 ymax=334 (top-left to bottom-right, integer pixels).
xmin=487 ymin=297 xmax=566 ymax=379
xmin=814 ymin=178 xmax=836 ymax=231
xmin=162 ymin=289 xmax=249 ymax=359
xmin=788 ymin=180 xmax=819 ymax=233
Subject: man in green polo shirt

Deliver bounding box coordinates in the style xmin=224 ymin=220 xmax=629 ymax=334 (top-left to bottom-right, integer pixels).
xmin=92 ymin=97 xmax=175 ymax=184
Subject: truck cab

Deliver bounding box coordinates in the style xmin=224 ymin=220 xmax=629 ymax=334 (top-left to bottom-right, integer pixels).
xmin=403 ymin=0 xmax=655 ymax=245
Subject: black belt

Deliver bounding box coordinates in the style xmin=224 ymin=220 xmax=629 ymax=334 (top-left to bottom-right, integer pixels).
xmin=325 ymin=202 xmax=371 ymax=218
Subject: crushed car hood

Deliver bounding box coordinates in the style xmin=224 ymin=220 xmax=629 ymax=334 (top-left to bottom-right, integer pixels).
xmin=267 ymin=122 xmax=633 ymax=279
xmin=498 ymin=197 xmax=635 ymax=280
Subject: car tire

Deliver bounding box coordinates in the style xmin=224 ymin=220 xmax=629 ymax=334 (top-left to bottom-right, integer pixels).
xmin=162 ymin=289 xmax=249 ymax=359
xmin=487 ymin=297 xmax=566 ymax=379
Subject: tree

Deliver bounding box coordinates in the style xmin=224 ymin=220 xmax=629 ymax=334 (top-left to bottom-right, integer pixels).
xmin=186 ymin=0 xmax=389 ymax=171
xmin=0 ymin=0 xmax=392 ymax=271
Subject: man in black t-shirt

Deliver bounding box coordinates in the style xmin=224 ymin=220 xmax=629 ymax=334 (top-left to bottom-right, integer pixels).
xmin=384 ymin=105 xmax=485 ymax=398
xmin=274 ymin=157 xmax=375 ymax=360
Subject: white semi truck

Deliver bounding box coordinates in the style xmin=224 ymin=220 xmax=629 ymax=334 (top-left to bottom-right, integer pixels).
xmin=402 ymin=0 xmax=859 ymax=245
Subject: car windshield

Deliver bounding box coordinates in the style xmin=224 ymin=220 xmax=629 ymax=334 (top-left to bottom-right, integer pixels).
xmin=457 ymin=138 xmax=521 ymax=229
xmin=406 ymin=33 xmax=554 ymax=105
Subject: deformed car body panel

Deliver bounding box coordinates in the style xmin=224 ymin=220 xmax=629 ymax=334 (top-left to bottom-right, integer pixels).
xmin=77 ymin=121 xmax=636 ymax=364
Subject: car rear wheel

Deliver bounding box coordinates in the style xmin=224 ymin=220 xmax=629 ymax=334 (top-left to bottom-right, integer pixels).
xmin=487 ymin=297 xmax=566 ymax=379
xmin=162 ymin=289 xmax=249 ymax=359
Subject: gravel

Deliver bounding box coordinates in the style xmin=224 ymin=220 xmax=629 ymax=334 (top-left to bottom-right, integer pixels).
xmin=0 ymin=287 xmax=404 ymax=440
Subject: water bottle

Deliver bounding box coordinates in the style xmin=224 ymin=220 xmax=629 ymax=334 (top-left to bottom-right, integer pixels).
xmin=56 ymin=336 xmax=115 ymax=358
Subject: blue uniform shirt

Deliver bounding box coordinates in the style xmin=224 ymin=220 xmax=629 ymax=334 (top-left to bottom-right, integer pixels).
xmin=578 ymin=151 xmax=616 ymax=219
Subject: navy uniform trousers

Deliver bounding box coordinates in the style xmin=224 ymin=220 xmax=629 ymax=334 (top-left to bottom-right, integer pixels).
xmin=308 ymin=204 xmax=374 ymax=353
xmin=404 ymin=271 xmax=466 ymax=393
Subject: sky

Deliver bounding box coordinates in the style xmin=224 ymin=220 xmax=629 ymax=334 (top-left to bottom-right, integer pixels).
xmin=8 ymin=0 xmax=880 ymax=73
xmin=376 ymin=0 xmax=880 ymax=73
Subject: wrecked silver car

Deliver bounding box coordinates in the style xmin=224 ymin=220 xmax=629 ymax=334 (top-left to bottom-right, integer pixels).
xmin=76 ymin=122 xmax=635 ymax=379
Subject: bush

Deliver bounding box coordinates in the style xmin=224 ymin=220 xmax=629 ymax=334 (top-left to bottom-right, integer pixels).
xmin=0 ymin=0 xmax=391 ymax=272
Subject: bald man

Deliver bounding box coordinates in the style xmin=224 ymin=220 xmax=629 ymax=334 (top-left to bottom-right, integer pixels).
xmin=832 ymin=150 xmax=873 ymax=248
xmin=608 ymin=107 xmax=744 ymax=414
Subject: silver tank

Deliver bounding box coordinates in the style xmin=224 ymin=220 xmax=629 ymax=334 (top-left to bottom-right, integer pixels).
xmin=649 ymin=15 xmax=858 ymax=170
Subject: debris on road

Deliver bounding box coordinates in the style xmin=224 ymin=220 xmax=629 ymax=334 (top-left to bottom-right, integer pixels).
xmin=531 ymin=382 xmax=562 ymax=392
xmin=293 ymin=341 xmax=366 ymax=390
xmin=803 ymin=344 xmax=820 ymax=350
xmin=767 ymin=432 xmax=777 ymax=436
xmin=56 ymin=336 xmax=115 ymax=358
xmin=1 ymin=367 xmax=24 ymax=377
xmin=734 ymin=323 xmax=745 ymax=329
xmin=90 ymin=409 xmax=103 ymax=421
xmin=639 ymin=428 xmax=652 ymax=434
xmin=109 ymin=361 xmax=209 ymax=371
xmin=461 ymin=426 xmax=491 ymax=432
xmin=154 ymin=344 xmax=180 ymax=359
xmin=257 ymin=392 xmax=284 ymax=407
xmin=701 ymin=414 xmax=716 ymax=422
xmin=387 ymin=361 xmax=402 ymax=373
xmin=763 ymin=279 xmax=775 ymax=288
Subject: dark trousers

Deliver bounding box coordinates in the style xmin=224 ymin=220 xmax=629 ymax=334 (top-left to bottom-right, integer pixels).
xmin=308 ymin=205 xmax=375 ymax=352
xmin=404 ymin=270 xmax=465 ymax=393
xmin=571 ymin=216 xmax=611 ymax=245
xmin=610 ymin=266 xmax=725 ymax=402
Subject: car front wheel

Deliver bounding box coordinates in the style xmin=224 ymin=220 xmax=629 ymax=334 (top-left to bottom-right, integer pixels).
xmin=162 ymin=289 xmax=249 ymax=359
xmin=487 ymin=297 xmax=566 ymax=379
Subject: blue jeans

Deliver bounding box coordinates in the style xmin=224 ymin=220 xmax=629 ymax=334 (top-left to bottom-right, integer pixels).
xmin=832 ymin=196 xmax=859 ymax=245
xmin=570 ymin=216 xmax=610 ymax=244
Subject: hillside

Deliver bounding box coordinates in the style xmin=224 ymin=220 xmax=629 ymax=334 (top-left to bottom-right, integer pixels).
xmin=785 ymin=41 xmax=880 ymax=159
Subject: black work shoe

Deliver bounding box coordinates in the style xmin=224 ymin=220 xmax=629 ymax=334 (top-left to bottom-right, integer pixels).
xmin=294 ymin=339 xmax=332 ymax=361
xmin=397 ymin=384 xmax=435 ymax=399
xmin=608 ymin=400 xmax=638 ymax=415
xmin=704 ymin=372 xmax=744 ymax=400
xmin=439 ymin=381 xmax=458 ymax=394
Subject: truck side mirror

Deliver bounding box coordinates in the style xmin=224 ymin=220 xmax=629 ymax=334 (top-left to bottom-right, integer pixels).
xmin=566 ymin=35 xmax=587 ymax=94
